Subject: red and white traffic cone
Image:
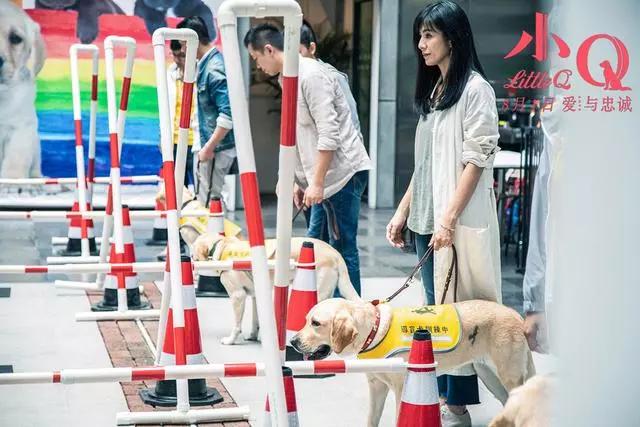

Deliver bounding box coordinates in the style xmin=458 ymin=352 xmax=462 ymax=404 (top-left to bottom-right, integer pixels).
xmin=263 ymin=366 xmax=299 ymax=427
xmin=195 ymin=197 xmax=228 ymax=297
xmin=397 ymin=329 xmax=441 ymax=427
xmin=147 ymin=169 xmax=167 ymax=246
xmin=140 ymin=256 xmax=222 ymax=407
xmin=59 ymin=190 xmax=97 ymax=256
xmin=92 ymin=205 xmax=150 ymax=311
xmin=285 ymin=241 xmax=332 ymax=377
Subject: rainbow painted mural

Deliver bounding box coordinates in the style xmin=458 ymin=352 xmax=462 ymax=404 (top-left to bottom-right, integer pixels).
xmin=27 ymin=9 xmax=183 ymax=178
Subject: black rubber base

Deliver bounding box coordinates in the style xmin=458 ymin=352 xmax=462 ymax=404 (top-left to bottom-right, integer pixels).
xmin=286 ymin=346 xmax=335 ymax=379
xmin=58 ymin=237 xmax=98 ymax=256
xmin=91 ymin=288 xmax=151 ymax=312
xmin=139 ymin=379 xmax=223 ymax=407
xmin=195 ymin=275 xmax=228 ymax=298
xmin=146 ymin=228 xmax=168 ymax=246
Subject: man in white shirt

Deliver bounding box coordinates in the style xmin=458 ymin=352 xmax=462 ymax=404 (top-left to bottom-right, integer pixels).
xmin=244 ymin=23 xmax=372 ymax=295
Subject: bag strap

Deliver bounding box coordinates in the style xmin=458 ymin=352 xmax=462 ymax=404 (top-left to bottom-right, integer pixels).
xmin=439 ymin=244 xmax=458 ymax=304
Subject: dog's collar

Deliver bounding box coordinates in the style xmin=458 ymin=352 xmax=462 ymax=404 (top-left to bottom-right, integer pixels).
xmin=360 ymin=305 xmax=381 ymax=353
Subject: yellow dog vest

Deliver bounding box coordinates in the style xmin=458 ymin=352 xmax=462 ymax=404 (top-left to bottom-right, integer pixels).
xmin=217 ymin=240 xmax=278 ymax=260
xmin=178 ymin=200 xmax=242 ymax=238
xmin=358 ymin=304 xmax=462 ymax=359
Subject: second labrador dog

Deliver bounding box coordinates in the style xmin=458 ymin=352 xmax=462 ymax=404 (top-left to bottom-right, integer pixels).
xmin=291 ymin=298 xmax=536 ymax=427
xmin=187 ymin=232 xmax=361 ymax=345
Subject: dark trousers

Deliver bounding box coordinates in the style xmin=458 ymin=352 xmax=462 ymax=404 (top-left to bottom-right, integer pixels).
xmin=415 ymin=232 xmax=480 ymax=406
xmin=306 ymin=171 xmax=368 ymax=296
xmin=172 ymin=144 xmax=194 ymax=188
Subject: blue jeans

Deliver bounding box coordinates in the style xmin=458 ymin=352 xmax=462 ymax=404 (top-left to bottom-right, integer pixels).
xmin=415 ymin=233 xmax=480 ymax=406
xmin=307 ymin=171 xmax=367 ymax=296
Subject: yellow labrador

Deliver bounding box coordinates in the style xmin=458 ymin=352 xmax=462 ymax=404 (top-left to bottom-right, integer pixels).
xmin=291 ymin=298 xmax=535 ymax=427
xmin=0 ymin=2 xmax=46 ymax=184
xmin=489 ymin=374 xmax=553 ymax=427
xmin=187 ymin=233 xmax=360 ymax=345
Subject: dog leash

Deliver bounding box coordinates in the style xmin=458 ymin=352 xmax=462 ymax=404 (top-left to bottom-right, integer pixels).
xmin=371 ymin=244 xmax=458 ymax=306
xmin=292 ymin=200 xmax=341 ymax=242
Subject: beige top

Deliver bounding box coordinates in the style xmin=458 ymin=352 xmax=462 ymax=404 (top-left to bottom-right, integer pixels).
xmin=292 ymin=56 xmax=371 ymax=198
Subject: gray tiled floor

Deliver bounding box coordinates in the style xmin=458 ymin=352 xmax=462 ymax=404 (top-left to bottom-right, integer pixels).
xmin=0 ymin=189 xmax=531 ymax=426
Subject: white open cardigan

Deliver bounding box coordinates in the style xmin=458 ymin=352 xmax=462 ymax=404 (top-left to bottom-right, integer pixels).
xmin=430 ymin=71 xmax=502 ymax=306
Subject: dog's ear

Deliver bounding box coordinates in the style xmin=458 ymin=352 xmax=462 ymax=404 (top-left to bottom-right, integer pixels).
xmin=28 ymin=20 xmax=46 ymax=76
xmin=330 ymin=312 xmax=358 ymax=354
xmin=179 ymin=224 xmax=199 ymax=248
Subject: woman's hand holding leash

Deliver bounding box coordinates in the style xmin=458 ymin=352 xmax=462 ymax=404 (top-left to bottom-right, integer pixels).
xmin=430 ymin=221 xmax=455 ymax=250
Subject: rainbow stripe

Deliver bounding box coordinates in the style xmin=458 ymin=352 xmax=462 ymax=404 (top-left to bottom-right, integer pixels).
xmin=27 ymin=9 xmax=180 ymax=178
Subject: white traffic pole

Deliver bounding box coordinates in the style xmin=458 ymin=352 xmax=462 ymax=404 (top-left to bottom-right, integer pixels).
xmin=103 ymin=36 xmax=136 ymax=301
xmin=152 ymin=27 xmax=199 ymax=414
xmin=274 ymin=9 xmax=302 ymax=358
xmin=0 ymin=358 xmax=412 ymax=385
xmin=218 ymin=2 xmax=302 ymax=425
xmin=87 ymin=46 xmax=99 ymax=203
xmin=0 ymin=209 xmax=207 ymax=221
xmin=69 ymin=44 xmax=98 ymax=258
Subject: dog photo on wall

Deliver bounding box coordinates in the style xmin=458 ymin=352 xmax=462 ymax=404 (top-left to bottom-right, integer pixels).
xmin=0 ymin=1 xmax=46 ymax=186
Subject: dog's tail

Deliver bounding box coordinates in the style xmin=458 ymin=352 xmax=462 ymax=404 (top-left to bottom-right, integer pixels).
xmin=336 ymin=256 xmax=360 ymax=301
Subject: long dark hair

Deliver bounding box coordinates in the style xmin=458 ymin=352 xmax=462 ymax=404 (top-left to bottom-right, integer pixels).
xmin=414 ymin=1 xmax=486 ymax=116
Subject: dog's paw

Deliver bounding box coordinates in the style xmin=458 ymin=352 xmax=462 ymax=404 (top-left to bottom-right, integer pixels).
xmin=220 ymin=335 xmax=240 ymax=345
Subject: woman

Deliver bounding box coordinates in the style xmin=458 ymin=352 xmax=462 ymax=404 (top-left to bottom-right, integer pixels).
xmin=385 ymin=2 xmax=501 ymax=426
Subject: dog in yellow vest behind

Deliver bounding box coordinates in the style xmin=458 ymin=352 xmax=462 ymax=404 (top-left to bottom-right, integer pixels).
xmin=182 ymin=231 xmax=360 ymax=345
xmin=291 ymin=298 xmax=536 ymax=426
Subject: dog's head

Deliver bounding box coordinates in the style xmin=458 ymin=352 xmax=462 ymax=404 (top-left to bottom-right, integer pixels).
xmin=155 ymin=183 xmax=195 ymax=209
xmin=290 ymin=299 xmax=365 ymax=360
xmin=191 ymin=232 xmax=226 ymax=261
xmin=0 ymin=2 xmax=46 ymax=85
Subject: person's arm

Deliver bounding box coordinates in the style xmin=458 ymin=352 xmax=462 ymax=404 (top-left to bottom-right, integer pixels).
xmin=301 ymin=70 xmax=341 ymax=205
xmin=386 ymin=177 xmax=413 ymax=247
xmin=199 ymin=69 xmax=233 ymax=160
xmin=523 ymin=136 xmax=552 ymax=352
xmin=303 ymin=150 xmax=333 ymax=207
xmin=432 ymin=79 xmax=500 ymax=250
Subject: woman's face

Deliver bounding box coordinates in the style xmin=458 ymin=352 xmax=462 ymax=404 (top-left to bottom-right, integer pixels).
xmin=417 ymin=25 xmax=450 ymax=67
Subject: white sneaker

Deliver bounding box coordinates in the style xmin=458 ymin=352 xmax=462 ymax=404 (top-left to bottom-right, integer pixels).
xmin=440 ymin=405 xmax=472 ymax=427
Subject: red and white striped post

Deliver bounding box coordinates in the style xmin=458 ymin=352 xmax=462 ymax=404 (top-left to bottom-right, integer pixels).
xmin=152 ymin=26 xmax=198 ymax=415
xmin=69 ymin=44 xmax=98 ymax=258
xmin=263 ymin=367 xmax=299 ymax=427
xmin=0 ymin=357 xmax=409 ymax=385
xmin=87 ymin=53 xmax=98 ymax=203
xmin=0 ymin=259 xmax=289 ymax=275
xmin=273 ymin=9 xmax=302 ymax=362
xmin=218 ymin=2 xmax=301 ymax=425
xmin=218 ymin=2 xmax=302 ymax=425
xmin=0 ymin=175 xmax=161 ymax=186
xmin=0 ymin=208 xmax=206 ymax=222
xmin=98 ymin=36 xmax=136 ymax=291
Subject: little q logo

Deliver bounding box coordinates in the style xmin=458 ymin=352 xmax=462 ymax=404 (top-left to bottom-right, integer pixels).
xmin=503 ymin=12 xmax=631 ymax=92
